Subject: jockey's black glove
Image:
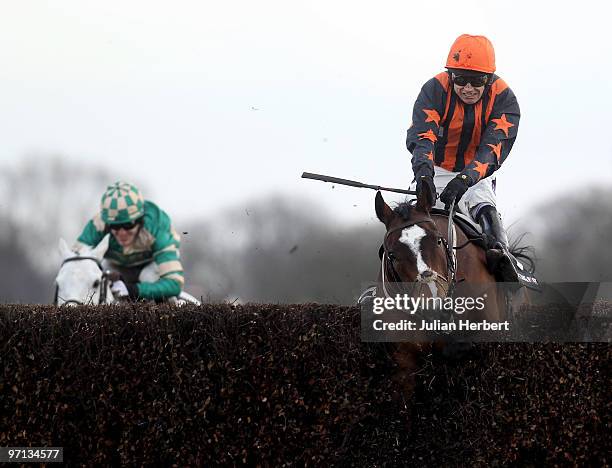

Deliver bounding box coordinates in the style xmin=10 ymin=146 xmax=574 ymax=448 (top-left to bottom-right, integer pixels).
xmin=416 ymin=175 xmax=436 ymax=207
xmin=440 ymin=174 xmax=471 ymax=210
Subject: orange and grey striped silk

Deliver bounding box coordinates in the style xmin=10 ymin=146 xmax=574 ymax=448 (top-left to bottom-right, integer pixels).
xmin=407 ymin=71 xmax=520 ymax=185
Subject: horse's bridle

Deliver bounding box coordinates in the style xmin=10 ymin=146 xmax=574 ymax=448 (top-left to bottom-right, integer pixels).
xmin=54 ymin=255 xmax=112 ymax=306
xmin=381 ymin=207 xmax=458 ymax=299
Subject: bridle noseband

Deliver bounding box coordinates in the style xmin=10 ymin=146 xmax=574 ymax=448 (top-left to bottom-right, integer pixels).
xmin=55 ymin=255 xmax=112 ymax=306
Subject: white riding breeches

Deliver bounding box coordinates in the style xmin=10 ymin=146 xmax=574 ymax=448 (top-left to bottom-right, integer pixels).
xmin=411 ymin=166 xmax=497 ymax=222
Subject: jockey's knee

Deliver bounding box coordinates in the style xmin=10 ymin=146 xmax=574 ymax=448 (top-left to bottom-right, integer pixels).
xmin=138 ymin=262 xmax=160 ymax=283
xmin=470 ymin=202 xmax=495 ymax=221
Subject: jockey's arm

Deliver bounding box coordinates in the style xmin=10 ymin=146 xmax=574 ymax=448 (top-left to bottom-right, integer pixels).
xmin=406 ymin=77 xmax=446 ymax=179
xmin=461 ymin=86 xmax=520 ymax=184
xmin=135 ymin=231 xmax=185 ymax=301
xmin=136 ymin=276 xmax=183 ymax=301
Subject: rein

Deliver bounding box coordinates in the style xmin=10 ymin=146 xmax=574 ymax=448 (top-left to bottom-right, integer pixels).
xmin=55 ymin=255 xmax=112 ymax=305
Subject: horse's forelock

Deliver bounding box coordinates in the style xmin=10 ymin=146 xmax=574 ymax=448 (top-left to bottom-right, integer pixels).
xmin=393 ymin=202 xmax=415 ymax=221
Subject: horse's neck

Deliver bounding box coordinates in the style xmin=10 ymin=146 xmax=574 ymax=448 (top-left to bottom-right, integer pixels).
xmin=431 ymin=214 xmax=483 ymax=267
xmin=431 ymin=215 xmax=463 ymax=241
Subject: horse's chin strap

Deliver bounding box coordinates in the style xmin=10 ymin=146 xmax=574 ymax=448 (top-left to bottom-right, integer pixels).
xmin=438 ymin=224 xmax=458 ymax=297
xmin=55 ymin=255 xmax=113 ymax=306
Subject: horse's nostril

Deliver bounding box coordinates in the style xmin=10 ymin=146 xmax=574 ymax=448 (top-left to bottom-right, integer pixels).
xmin=422 ymin=270 xmax=434 ymax=278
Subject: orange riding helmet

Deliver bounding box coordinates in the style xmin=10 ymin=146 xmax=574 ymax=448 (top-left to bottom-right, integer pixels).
xmin=445 ymin=34 xmax=496 ymax=74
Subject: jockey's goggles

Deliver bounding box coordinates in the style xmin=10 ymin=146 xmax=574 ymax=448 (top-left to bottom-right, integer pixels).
xmin=109 ymin=220 xmax=141 ymax=231
xmin=452 ymin=73 xmax=488 ymax=87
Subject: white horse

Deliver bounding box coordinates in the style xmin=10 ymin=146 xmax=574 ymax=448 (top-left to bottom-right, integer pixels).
xmin=55 ymin=234 xmax=200 ymax=306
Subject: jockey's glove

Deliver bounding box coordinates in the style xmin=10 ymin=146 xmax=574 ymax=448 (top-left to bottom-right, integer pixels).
xmin=416 ymin=175 xmax=436 ymax=207
xmin=111 ymin=280 xmax=140 ymax=300
xmin=440 ymin=174 xmax=471 ymax=210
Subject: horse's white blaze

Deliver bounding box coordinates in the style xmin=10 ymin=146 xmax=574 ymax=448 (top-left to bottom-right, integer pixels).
xmin=399 ymin=226 xmax=429 ymax=274
xmin=399 ymin=226 xmax=439 ymax=298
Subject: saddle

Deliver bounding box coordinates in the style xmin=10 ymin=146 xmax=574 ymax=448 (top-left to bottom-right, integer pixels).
xmin=429 ymin=207 xmax=488 ymax=248
xmin=432 ymin=208 xmax=541 ymax=291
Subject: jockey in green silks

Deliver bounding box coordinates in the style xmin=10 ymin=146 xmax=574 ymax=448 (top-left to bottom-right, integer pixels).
xmin=74 ymin=181 xmax=184 ymax=301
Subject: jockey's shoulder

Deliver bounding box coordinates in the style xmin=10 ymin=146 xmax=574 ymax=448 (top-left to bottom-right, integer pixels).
xmin=488 ymin=74 xmax=511 ymax=93
xmin=141 ymin=200 xmax=174 ymax=236
xmin=91 ymin=212 xmax=106 ymax=232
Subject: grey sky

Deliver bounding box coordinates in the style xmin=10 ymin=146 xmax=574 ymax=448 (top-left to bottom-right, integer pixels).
xmin=1 ymin=0 xmax=611 ymax=228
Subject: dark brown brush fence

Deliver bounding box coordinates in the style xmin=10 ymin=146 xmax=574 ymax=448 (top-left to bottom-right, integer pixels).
xmin=0 ymin=304 xmax=609 ymax=467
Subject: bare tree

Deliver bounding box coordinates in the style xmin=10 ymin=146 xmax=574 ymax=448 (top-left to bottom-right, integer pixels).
xmin=0 ymin=155 xmax=146 ymax=273
xmin=0 ymin=223 xmax=49 ymax=303
xmin=181 ymin=194 xmax=383 ymax=304
xmin=0 ymin=155 xmax=150 ymax=302
xmin=524 ymin=188 xmax=612 ymax=282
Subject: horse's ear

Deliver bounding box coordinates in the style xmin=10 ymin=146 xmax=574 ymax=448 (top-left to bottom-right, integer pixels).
xmin=92 ymin=234 xmax=110 ymax=259
xmin=58 ymin=238 xmax=73 ymax=259
xmin=375 ymin=191 xmax=394 ymax=226
xmin=415 ymin=182 xmax=433 ymax=214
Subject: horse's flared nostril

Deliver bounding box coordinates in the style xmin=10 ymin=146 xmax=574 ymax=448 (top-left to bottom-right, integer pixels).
xmin=421 ymin=270 xmax=434 ymax=279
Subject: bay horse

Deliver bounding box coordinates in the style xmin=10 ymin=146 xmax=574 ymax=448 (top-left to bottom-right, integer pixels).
xmin=373 ymin=186 xmax=525 ymax=404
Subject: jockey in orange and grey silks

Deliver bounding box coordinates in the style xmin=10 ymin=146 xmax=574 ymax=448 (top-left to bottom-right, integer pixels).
xmin=406 ymin=34 xmax=523 ymax=283
xmin=406 ymin=71 xmax=519 ymax=187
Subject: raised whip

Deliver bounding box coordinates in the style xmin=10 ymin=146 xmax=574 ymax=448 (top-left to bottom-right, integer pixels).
xmin=301 ymin=172 xmax=416 ymax=195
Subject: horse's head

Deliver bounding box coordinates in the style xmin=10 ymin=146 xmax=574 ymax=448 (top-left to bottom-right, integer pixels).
xmin=55 ymin=234 xmax=111 ymax=306
xmin=375 ymin=188 xmax=452 ymax=297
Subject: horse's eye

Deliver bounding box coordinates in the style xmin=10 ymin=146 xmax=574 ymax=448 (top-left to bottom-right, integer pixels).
xmin=387 ymin=252 xmax=397 ymax=261
xmin=93 ymin=280 xmax=100 ymax=289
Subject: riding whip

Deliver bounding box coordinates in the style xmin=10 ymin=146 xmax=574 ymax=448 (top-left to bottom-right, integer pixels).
xmin=301 ymin=172 xmax=416 ymax=195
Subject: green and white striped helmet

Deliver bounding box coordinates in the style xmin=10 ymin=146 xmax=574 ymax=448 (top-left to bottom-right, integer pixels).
xmin=100 ymin=182 xmax=145 ymax=225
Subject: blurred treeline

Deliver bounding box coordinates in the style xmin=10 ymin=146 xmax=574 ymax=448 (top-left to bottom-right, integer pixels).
xmin=1 ymin=157 xmax=611 ymax=304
